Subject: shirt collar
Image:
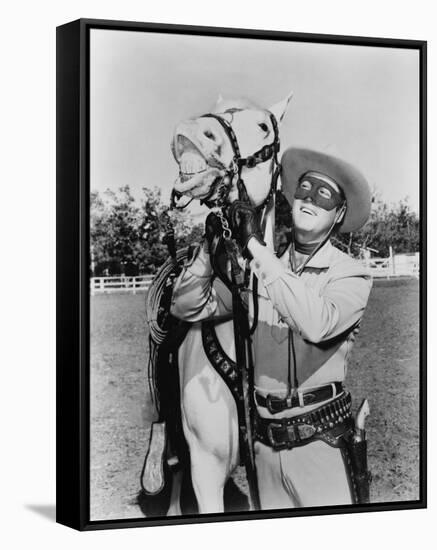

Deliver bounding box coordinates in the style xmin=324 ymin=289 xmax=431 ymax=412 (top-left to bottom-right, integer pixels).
xmin=305 ymin=239 xmax=335 ymax=268
xmin=280 ymin=238 xmax=335 ymax=270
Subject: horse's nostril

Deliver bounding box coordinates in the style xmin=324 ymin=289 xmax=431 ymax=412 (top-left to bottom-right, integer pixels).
xmin=204 ymin=130 xmax=215 ymax=140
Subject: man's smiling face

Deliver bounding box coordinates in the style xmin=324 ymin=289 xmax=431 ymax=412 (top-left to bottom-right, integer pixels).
xmin=292 ymin=173 xmax=345 ymax=241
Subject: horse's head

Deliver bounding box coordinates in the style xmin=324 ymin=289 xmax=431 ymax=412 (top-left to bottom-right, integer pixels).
xmin=171 ymin=94 xmax=292 ymax=209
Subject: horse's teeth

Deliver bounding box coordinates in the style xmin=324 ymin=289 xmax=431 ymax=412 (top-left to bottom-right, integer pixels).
xmin=179 ymin=152 xmax=207 ymax=175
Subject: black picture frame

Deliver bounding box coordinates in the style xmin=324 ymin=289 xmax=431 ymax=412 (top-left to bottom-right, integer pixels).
xmin=56 ymin=18 xmax=427 ymax=531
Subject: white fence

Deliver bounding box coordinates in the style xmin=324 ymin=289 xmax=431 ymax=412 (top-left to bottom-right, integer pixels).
xmin=362 ymin=252 xmax=419 ymax=279
xmin=90 ymin=252 xmax=419 ymax=294
xmin=90 ymin=275 xmax=154 ymax=295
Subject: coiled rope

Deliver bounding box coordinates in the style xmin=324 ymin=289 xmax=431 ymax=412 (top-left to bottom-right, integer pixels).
xmin=146 ymin=246 xmax=189 ymax=346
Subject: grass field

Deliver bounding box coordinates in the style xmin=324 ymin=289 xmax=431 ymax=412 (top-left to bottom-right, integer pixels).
xmin=90 ymin=277 xmax=421 ymax=520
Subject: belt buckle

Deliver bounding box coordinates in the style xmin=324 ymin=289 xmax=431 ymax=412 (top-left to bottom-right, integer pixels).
xmin=295 ymin=387 xmax=317 ymax=408
xmin=265 ymin=394 xmax=276 ymax=414
xmin=265 ymin=394 xmax=288 ymax=414
xmin=266 ymin=422 xmax=295 ymax=450
xmin=266 ymin=422 xmax=316 ymax=450
xmin=298 ymin=382 xmax=339 ymax=407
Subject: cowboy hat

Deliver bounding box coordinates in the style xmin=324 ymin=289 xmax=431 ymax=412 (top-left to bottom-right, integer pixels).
xmin=280 ymin=148 xmax=371 ymax=233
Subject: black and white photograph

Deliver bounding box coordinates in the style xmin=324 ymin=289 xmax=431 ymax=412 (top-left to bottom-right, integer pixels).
xmin=57 ymin=19 xmax=425 ymax=529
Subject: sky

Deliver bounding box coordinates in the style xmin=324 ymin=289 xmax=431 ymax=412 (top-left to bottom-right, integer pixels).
xmin=90 ymin=29 xmax=420 ymax=217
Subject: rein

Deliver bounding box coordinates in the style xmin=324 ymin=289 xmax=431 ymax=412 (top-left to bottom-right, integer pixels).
xmin=196 ymin=108 xmax=281 ymax=512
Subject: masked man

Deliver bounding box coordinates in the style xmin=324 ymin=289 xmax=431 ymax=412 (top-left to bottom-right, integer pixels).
xmin=171 ymin=148 xmax=372 ymax=509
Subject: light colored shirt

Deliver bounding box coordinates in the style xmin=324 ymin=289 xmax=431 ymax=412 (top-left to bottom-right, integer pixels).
xmin=170 ymin=239 xmax=372 ymax=397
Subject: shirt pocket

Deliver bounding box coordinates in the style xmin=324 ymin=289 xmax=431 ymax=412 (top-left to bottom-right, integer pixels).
xmin=271 ymin=319 xmax=288 ymax=344
xmin=255 ymin=274 xmax=289 ymax=344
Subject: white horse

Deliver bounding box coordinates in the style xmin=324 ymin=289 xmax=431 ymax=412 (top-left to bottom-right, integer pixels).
xmin=150 ymin=94 xmax=292 ymax=515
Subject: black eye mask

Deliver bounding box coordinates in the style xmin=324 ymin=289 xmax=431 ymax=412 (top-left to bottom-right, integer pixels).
xmin=294 ymin=173 xmax=345 ymax=211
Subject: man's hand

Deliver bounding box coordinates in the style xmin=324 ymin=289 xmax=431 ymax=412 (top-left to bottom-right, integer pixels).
xmin=228 ymin=201 xmax=265 ymax=258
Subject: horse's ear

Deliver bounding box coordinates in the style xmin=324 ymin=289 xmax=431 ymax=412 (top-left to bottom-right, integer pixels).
xmin=268 ymin=92 xmax=293 ymax=123
xmin=214 ymin=94 xmax=224 ymax=110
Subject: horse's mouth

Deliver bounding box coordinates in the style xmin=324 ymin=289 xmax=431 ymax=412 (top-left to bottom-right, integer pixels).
xmin=179 ymin=167 xmax=207 ymax=183
xmin=178 ymin=152 xmax=209 ymax=182
xmin=173 ymin=136 xmax=224 ymax=199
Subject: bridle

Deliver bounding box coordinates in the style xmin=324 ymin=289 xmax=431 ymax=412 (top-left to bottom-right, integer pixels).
xmin=170 ymin=107 xmax=281 ymax=212
xmin=201 ymin=108 xmax=281 ymax=208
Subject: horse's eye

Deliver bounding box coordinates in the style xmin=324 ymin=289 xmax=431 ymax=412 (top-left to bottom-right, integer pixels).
xmin=258 ymin=123 xmax=269 ymax=132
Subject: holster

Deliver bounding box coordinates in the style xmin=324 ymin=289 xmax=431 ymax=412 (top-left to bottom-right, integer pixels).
xmin=343 ymin=437 xmax=372 ymax=504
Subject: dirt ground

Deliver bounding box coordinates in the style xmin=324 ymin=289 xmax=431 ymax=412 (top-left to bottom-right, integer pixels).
xmin=90 ymin=277 xmax=421 ymax=520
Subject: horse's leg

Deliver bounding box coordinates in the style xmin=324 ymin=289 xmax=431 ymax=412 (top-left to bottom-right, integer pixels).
xmin=181 ymin=404 xmax=239 ymax=514
xmin=186 ymin=439 xmax=228 ymax=513
xmin=179 ymin=324 xmax=239 ymax=514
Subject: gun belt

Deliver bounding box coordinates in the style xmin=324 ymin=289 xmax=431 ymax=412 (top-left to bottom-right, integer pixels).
xmin=255 ymin=392 xmax=353 ymax=451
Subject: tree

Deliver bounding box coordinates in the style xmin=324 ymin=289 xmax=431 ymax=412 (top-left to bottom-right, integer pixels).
xmin=90 ymin=185 xmax=204 ymax=275
xmin=90 ymin=190 xmax=113 ymax=272
xmin=90 ymin=186 xmax=419 ymax=275
xmin=104 ymin=186 xmax=140 ymax=265
xmin=136 ymin=187 xmax=204 ymax=271
xmin=335 ymin=195 xmax=420 ymax=257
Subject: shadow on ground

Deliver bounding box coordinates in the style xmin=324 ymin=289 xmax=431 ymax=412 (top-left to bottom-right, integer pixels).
xmin=137 ymin=474 xmax=249 ymax=517
xmin=25 ymin=504 xmax=56 ymax=522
